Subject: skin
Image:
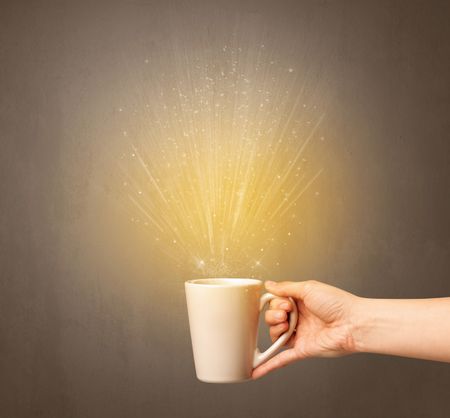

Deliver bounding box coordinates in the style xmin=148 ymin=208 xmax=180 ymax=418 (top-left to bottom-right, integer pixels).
xmin=252 ymin=280 xmax=450 ymax=379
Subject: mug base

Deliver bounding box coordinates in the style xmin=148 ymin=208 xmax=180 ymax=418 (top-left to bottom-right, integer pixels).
xmin=197 ymin=376 xmax=252 ymax=384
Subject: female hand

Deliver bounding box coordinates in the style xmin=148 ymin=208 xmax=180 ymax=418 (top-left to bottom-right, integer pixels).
xmin=254 ymin=280 xmax=450 ymax=379
xmin=253 ymin=280 xmax=359 ymax=379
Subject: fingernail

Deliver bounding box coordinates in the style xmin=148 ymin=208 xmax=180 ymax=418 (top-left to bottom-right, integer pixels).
xmin=275 ymin=312 xmax=285 ymax=319
xmin=281 ymin=302 xmax=290 ymax=310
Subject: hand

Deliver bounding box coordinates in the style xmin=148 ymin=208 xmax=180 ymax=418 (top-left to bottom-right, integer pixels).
xmin=253 ymin=280 xmax=359 ymax=379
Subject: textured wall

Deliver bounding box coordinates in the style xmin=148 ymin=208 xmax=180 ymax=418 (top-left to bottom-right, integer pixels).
xmin=1 ymin=1 xmax=449 ymax=417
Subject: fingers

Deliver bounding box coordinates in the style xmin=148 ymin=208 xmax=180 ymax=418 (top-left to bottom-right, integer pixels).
xmin=269 ymin=297 xmax=293 ymax=311
xmin=265 ymin=280 xmax=319 ymax=299
xmin=266 ymin=297 xmax=293 ymax=343
xmin=269 ymin=322 xmax=289 ymax=342
xmin=265 ymin=309 xmax=287 ymax=325
xmin=252 ymin=348 xmax=302 ymax=379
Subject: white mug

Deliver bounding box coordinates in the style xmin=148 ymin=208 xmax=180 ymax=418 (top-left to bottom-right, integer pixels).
xmin=185 ymin=278 xmax=298 ymax=383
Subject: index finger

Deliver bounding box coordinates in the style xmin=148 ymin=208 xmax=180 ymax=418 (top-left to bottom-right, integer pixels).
xmin=269 ymin=297 xmax=293 ymax=311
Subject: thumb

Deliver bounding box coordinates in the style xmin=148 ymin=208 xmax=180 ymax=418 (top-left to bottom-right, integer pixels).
xmin=265 ymin=280 xmax=312 ymax=299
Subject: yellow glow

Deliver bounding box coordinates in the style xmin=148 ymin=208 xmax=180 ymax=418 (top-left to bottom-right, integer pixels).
xmin=116 ymin=43 xmax=326 ymax=276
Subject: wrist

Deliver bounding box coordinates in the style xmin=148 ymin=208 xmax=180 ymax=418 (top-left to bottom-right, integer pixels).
xmin=349 ymin=296 xmax=377 ymax=354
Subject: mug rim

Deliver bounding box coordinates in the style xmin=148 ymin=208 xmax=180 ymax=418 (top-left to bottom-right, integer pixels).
xmin=185 ymin=278 xmax=262 ymax=287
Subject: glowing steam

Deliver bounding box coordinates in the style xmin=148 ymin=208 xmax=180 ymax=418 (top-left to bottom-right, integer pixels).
xmin=116 ymin=43 xmax=326 ymax=276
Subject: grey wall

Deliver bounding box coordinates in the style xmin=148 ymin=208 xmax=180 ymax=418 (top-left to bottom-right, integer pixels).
xmin=1 ymin=1 xmax=450 ymax=417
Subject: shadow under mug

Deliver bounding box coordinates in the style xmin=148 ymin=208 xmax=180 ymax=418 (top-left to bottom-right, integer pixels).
xmin=185 ymin=278 xmax=298 ymax=383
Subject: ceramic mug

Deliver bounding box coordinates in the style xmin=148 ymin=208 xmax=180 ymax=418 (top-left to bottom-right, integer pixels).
xmin=185 ymin=278 xmax=298 ymax=383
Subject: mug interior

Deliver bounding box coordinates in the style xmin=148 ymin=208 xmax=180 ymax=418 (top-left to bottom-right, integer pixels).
xmin=186 ymin=278 xmax=262 ymax=287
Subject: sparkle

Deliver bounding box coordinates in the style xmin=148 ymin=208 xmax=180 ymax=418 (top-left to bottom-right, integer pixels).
xmin=117 ymin=45 xmax=326 ymax=276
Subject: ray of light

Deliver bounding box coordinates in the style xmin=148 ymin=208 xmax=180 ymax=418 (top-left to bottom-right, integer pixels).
xmin=115 ymin=37 xmax=327 ymax=277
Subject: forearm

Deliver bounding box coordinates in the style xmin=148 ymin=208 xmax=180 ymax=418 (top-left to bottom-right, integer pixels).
xmin=353 ymin=297 xmax=450 ymax=362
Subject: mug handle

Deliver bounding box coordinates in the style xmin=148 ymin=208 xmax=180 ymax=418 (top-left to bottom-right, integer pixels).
xmin=253 ymin=292 xmax=298 ymax=368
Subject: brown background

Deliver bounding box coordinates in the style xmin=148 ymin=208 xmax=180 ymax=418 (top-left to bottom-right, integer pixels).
xmin=1 ymin=1 xmax=450 ymax=417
